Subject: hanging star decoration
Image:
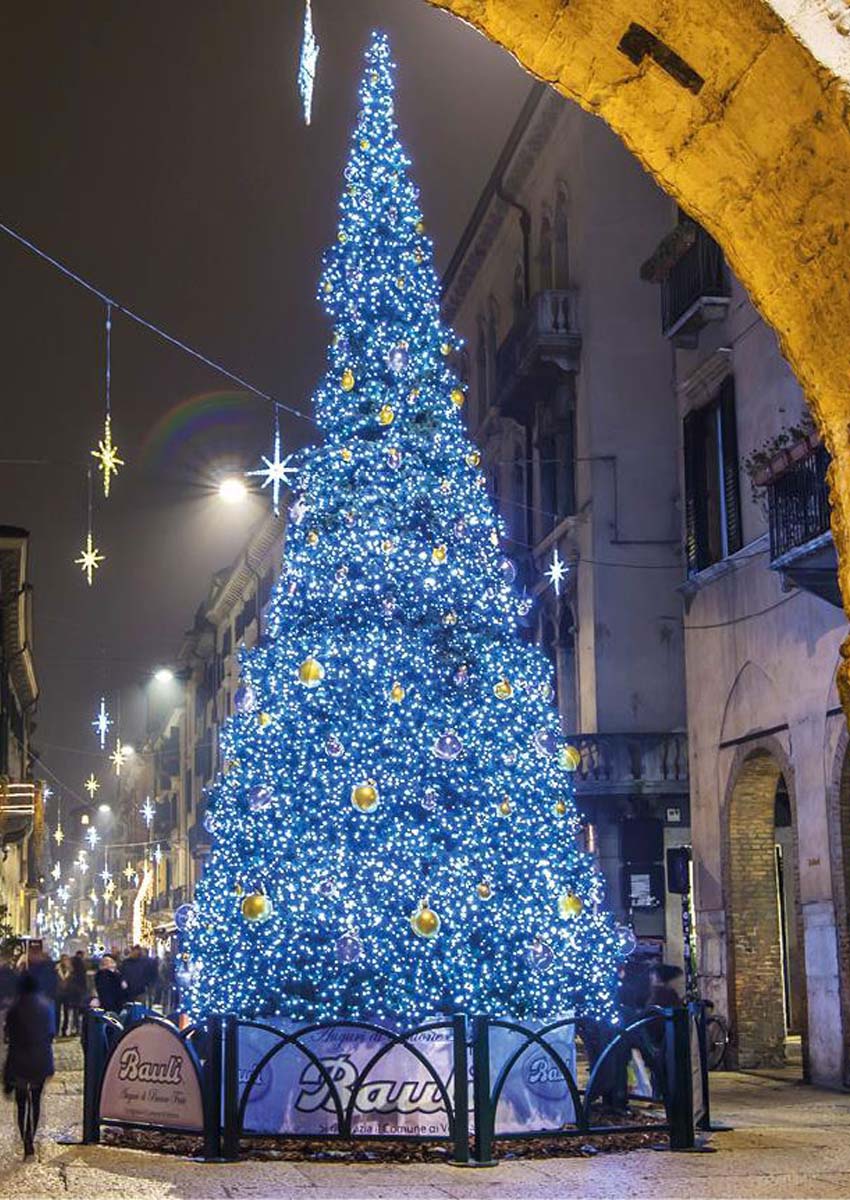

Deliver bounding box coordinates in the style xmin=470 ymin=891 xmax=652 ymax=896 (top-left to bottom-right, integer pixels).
xmin=140 ymin=798 xmax=155 ymax=827
xmin=91 ymin=414 xmax=124 ymax=498
xmin=89 ymin=888 xmax=98 ymax=904
xmin=298 ymin=0 xmax=320 ymax=125
xmin=57 ymin=886 xmax=70 ymax=904
xmin=92 ymin=697 xmax=112 ymax=749
xmin=115 ymin=895 xmax=123 ymax=916
xmin=545 ymin=545 xmax=569 ymax=596
xmin=86 ymin=826 xmax=100 ymax=849
xmin=51 ymin=862 xmax=61 ymax=881
xmin=153 ymin=843 xmax=163 ymax=865
xmin=99 ymin=865 xmax=112 ymax=887
xmin=111 ymin=740 xmax=129 ymax=776
xmin=54 ymin=823 xmax=64 ymax=847
xmin=84 ymin=773 xmax=100 ymax=799
xmin=123 ymin=861 xmax=135 ymax=882
xmin=75 ymin=531 xmax=105 ymax=586
xmin=42 ymin=784 xmax=54 ymax=801
xmin=246 ymin=422 xmax=297 ymax=517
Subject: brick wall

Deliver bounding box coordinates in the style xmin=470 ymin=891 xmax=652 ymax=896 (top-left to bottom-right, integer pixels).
xmin=726 ymin=750 xmax=788 ymax=1068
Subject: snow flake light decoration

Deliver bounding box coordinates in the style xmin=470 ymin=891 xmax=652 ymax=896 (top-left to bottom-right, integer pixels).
xmin=84 ymin=773 xmax=100 ymax=799
xmin=298 ymin=0 xmax=319 ymax=125
xmin=92 ymin=697 xmax=112 ymax=749
xmin=246 ymin=410 xmax=297 ymax=516
xmin=76 ymin=531 xmax=105 ymax=586
xmin=185 ymin=33 xmax=620 ymax=1028
xmin=140 ymin=798 xmax=155 ymax=828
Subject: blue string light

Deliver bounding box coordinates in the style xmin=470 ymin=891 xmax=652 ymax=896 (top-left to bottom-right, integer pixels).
xmin=186 ymin=32 xmax=621 ymax=1025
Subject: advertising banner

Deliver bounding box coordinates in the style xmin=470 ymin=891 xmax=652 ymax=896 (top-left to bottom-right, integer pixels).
xmin=237 ymin=1016 xmax=576 ymax=1137
xmin=100 ymin=1020 xmax=205 ymax=1132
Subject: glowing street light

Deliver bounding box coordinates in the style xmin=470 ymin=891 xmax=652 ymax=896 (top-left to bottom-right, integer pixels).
xmin=153 ymin=667 xmax=174 ymax=684
xmin=219 ymin=477 xmax=247 ymax=504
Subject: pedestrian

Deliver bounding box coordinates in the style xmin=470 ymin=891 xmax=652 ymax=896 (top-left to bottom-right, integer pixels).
xmin=56 ymin=954 xmax=72 ymax=1037
xmin=27 ymin=948 xmax=58 ymax=1009
xmin=0 ymin=954 xmax=15 ymax=1037
xmin=94 ymin=955 xmax=127 ymax=1014
xmin=2 ymin=973 xmax=55 ymax=1159
xmin=67 ymin=952 xmax=88 ymax=1034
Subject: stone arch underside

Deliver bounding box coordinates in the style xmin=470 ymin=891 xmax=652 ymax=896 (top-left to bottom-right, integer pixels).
xmin=427 ymin=0 xmax=850 ymax=710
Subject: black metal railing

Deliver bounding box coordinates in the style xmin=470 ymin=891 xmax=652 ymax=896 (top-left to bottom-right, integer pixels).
xmin=661 ymin=226 xmax=727 ymax=335
xmin=496 ymin=290 xmax=577 ymax=394
xmin=768 ymin=442 xmax=831 ymax=561
xmin=82 ymin=1004 xmax=710 ymax=1164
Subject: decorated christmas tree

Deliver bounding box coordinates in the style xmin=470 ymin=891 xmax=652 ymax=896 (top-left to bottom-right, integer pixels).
xmin=186 ymin=33 xmax=621 ymax=1024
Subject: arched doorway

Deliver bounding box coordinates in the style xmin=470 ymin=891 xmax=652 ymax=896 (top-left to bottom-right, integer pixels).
xmin=428 ymin=0 xmax=850 ymax=704
xmin=725 ymin=747 xmax=805 ymax=1071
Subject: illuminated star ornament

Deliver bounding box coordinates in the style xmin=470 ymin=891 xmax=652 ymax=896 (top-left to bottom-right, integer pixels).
xmin=76 ymin=530 xmax=105 ymax=586
xmin=54 ymin=823 xmax=64 ymax=847
xmin=545 ymin=545 xmax=568 ymax=596
xmin=91 ymin=414 xmax=124 ymax=498
xmin=86 ymin=826 xmax=100 ymax=850
xmin=123 ymin=862 xmax=135 ymax=882
xmin=92 ymin=696 xmax=112 ymax=748
xmin=99 ymin=865 xmax=112 ymax=887
xmin=51 ymin=862 xmax=61 ymax=881
xmin=298 ymin=0 xmax=319 ymax=125
xmin=246 ymin=414 xmax=297 ymax=517
xmin=141 ymin=798 xmax=155 ymax=827
xmin=84 ymin=773 xmax=100 ymax=799
xmin=111 ymin=740 xmax=129 ymax=776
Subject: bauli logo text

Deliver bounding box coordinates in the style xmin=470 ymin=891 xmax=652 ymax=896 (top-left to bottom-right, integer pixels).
xmin=295 ymin=1054 xmax=448 ymax=1116
xmin=117 ymin=1046 xmax=184 ymax=1086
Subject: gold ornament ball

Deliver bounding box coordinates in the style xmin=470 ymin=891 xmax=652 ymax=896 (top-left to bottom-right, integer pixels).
xmin=340 ymin=447 xmax=353 ymax=463
xmin=409 ymin=387 xmax=420 ymax=401
xmin=234 ymin=882 xmax=244 ymax=896
xmin=558 ymin=891 xmax=583 ymax=920
xmin=432 ymin=544 xmax=447 ymax=565
xmin=389 ymin=682 xmax=405 ymax=703
xmin=498 ymin=798 xmax=512 ymax=817
xmin=560 ymin=744 xmax=582 ymax=772
xmin=381 ymin=538 xmax=395 ymax=555
xmin=378 ymin=404 xmax=395 ymax=427
xmin=450 ymin=387 xmax=465 ymax=408
xmin=323 ymin=281 xmax=333 ymax=294
xmin=415 ymin=220 xmax=425 ymax=235
xmin=465 ymin=450 xmax=481 ymax=468
xmin=341 ymin=368 xmax=356 ymax=392
xmin=351 ymin=780 xmax=380 ymax=813
xmin=410 ymin=903 xmax=440 ymax=938
xmin=553 ymin=799 xmax=567 ymax=817
xmin=494 ymin=678 xmax=514 ymax=701
xmin=441 ymin=343 xmax=452 ymax=357
xmin=298 ymin=657 xmax=325 ymax=688
xmin=476 ymin=881 xmax=493 ymax=901
xmin=241 ymin=893 xmax=272 ymax=923
xmin=307 ymin=530 xmax=320 ymax=548
xmin=338 ymin=230 xmax=347 ymax=244
xmin=258 ymin=711 xmax=272 ymax=728
xmin=360 ymin=138 xmax=370 ymax=150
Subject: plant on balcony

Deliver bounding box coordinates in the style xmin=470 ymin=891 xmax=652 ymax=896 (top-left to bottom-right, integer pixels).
xmin=184 ymin=34 xmax=620 ymax=1025
xmin=741 ymin=412 xmax=816 ymax=507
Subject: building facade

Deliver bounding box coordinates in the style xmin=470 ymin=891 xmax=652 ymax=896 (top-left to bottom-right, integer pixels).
xmin=441 ymin=85 xmax=690 ymax=962
xmin=641 ymin=213 xmax=849 ymax=1086
xmin=0 ymin=527 xmax=39 ymax=939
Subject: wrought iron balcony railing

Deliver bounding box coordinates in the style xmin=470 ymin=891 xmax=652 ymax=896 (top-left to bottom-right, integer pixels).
xmin=767 ymin=441 xmax=831 ymax=562
xmin=565 ymin=733 xmax=688 ymax=795
xmin=661 ymin=225 xmax=729 ymax=344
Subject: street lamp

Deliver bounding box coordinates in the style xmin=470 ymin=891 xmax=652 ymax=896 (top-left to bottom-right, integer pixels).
xmin=153 ymin=667 xmax=175 ymax=684
xmin=218 ymin=477 xmax=247 ymax=504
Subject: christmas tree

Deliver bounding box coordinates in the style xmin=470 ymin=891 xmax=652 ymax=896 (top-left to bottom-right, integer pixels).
xmin=186 ymin=33 xmax=621 ymax=1024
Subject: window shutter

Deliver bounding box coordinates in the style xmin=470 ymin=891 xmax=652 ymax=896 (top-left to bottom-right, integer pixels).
xmin=683 ymin=409 xmax=700 ymax=574
xmin=719 ymin=376 xmax=742 ymax=555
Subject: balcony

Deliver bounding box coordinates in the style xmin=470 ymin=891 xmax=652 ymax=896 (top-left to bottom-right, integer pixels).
xmin=765 ymin=440 xmax=840 ymax=607
xmin=658 ymin=225 xmax=729 ymax=347
xmin=495 ymin=290 xmax=581 ymax=417
xmin=0 ymin=780 xmax=35 ymax=844
xmin=566 ymin=733 xmax=688 ymax=797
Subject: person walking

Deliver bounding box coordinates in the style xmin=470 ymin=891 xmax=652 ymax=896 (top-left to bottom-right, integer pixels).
xmin=94 ymin=956 xmax=127 ymax=1014
xmin=2 ymin=973 xmax=55 ymax=1158
xmin=67 ymin=952 xmax=88 ymax=1034
xmin=55 ymin=955 xmax=72 ymax=1037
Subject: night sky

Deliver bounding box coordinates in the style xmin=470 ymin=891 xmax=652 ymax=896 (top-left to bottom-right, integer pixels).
xmin=0 ymin=2 xmax=530 ymax=828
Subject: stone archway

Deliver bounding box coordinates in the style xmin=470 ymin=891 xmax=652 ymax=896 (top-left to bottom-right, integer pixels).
xmin=724 ymin=741 xmax=807 ymax=1069
xmin=428 ymin=0 xmax=850 ymax=706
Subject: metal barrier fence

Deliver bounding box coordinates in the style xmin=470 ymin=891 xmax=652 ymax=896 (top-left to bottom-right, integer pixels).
xmin=82 ymin=1003 xmax=710 ymax=1166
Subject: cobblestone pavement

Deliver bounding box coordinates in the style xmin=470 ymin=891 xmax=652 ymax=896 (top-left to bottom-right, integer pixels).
xmin=1 ymin=1040 xmax=849 ymax=1199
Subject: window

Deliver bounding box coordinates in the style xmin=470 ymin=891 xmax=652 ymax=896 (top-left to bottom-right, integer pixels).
xmin=538 ymin=214 xmax=553 ymax=291
xmin=554 ymin=186 xmax=570 ymax=288
xmin=683 ymin=376 xmax=742 ymax=573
